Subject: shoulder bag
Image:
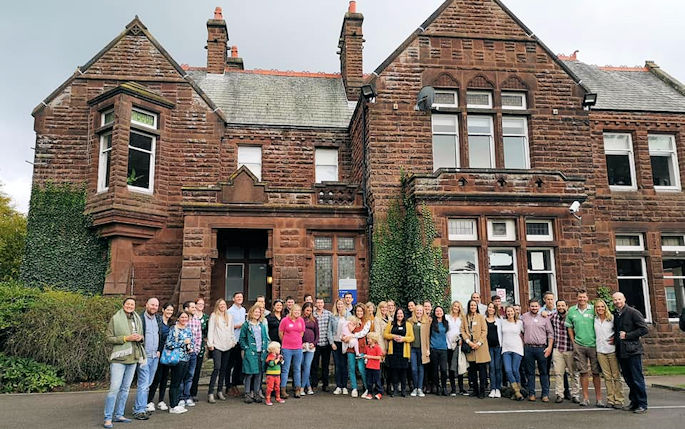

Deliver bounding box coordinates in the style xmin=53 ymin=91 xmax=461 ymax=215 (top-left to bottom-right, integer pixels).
xmin=461 ymin=317 xmax=473 ymax=354
xmin=160 ymin=328 xmax=181 ymax=366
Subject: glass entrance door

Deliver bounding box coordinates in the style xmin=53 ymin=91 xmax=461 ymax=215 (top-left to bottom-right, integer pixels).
xmin=225 ymin=263 xmax=244 ymax=301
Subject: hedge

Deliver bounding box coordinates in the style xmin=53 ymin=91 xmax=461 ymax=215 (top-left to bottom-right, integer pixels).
xmin=0 ymin=353 xmax=64 ymax=393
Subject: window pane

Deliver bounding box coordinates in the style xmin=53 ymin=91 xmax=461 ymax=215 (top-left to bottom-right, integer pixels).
xmin=238 ymin=146 xmax=261 ymax=163
xmin=467 ymin=92 xmax=491 ymax=107
xmin=314 ymin=236 xmax=332 ymax=250
xmin=489 ymin=249 xmax=514 ymax=270
xmin=248 ymin=245 xmax=266 ymax=259
xmin=651 ymin=155 xmax=674 ymax=187
xmin=504 ymin=136 xmax=527 ymax=169
xmin=225 ymin=246 xmax=244 ymax=259
xmin=616 ymin=258 xmax=643 ymax=277
xmin=502 ymin=117 xmax=526 ymax=135
xmin=103 ymin=110 xmax=114 ymax=125
xmin=432 ymin=115 xmax=458 ymax=133
xmin=527 ymin=250 xmax=551 ymax=271
xmin=316 ymin=165 xmax=338 ymax=182
xmin=526 ymin=222 xmax=550 ymax=237
xmin=338 ymin=237 xmax=355 ymax=251
xmin=467 ymin=116 xmax=492 ymax=134
xmin=315 ymin=256 xmax=333 ymax=302
xmin=434 ymin=91 xmax=456 ymax=105
xmin=448 ymin=219 xmax=476 ymax=240
xmin=242 ymin=163 xmax=262 ymax=180
xmin=225 ymin=264 xmax=244 ymax=300
xmin=130 ymin=132 xmax=152 ymax=151
xmin=490 ymin=273 xmax=515 ymax=306
xmin=449 ymin=247 xmax=477 ymax=272
xmin=617 ymin=278 xmax=646 ymax=318
xmin=529 ymin=273 xmax=552 ymax=301
xmin=492 ymin=222 xmax=507 ymax=237
xmin=662 ymin=236 xmax=685 ymax=248
xmin=616 ymin=235 xmax=640 ymax=248
xmin=338 ymin=255 xmax=355 ymax=280
xmin=127 ymin=148 xmax=151 ymax=189
xmin=502 ymin=93 xmax=525 ymax=109
xmin=649 ymin=135 xmax=674 ymax=151
xmin=100 ymin=134 xmax=112 ymax=190
xmin=315 ymin=148 xmax=338 ymax=165
xmin=606 ymin=154 xmax=632 ymax=186
xmin=247 ymin=263 xmax=267 ymax=301
xmin=604 ymin=133 xmax=631 ymax=151
xmin=469 ymin=135 xmax=493 ymax=168
xmin=131 ymin=109 xmax=156 ymax=127
xmin=433 ymin=134 xmax=458 ymax=169
xmin=451 ymin=273 xmax=478 ymax=307
xmin=663 ymin=259 xmax=685 ymax=319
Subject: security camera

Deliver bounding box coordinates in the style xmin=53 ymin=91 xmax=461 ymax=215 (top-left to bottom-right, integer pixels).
xmin=569 ymin=201 xmax=581 ymax=214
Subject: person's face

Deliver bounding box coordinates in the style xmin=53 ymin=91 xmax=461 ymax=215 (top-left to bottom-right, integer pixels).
xmin=415 ymin=306 xmax=424 ymax=318
xmin=613 ymin=293 xmax=626 ymax=309
xmin=487 ymin=303 xmax=496 ymax=317
xmin=577 ymin=293 xmax=588 ymax=307
xmin=355 ymin=306 xmax=364 ymax=319
xmin=234 ymin=293 xmax=244 ymax=305
xmin=556 ymin=301 xmax=567 ymax=314
xmin=218 ymin=300 xmax=227 ymax=312
xmin=253 ymin=307 xmax=262 ymax=320
xmin=196 ymin=299 xmax=205 ymax=312
xmin=514 ymin=305 xmax=521 ymax=316
xmin=316 ymin=299 xmax=324 ymax=311
xmin=506 ymin=307 xmax=515 ymax=319
xmin=146 ymin=298 xmax=159 ymax=315
xmin=469 ymin=301 xmax=477 ymax=313
xmin=387 ymin=302 xmax=395 ymax=313
xmin=493 ymin=298 xmax=501 ymax=308
xmin=529 ymin=301 xmax=540 ymax=314
xmin=344 ymin=294 xmax=353 ymax=305
xmin=336 ymin=300 xmax=345 ymax=313
xmin=303 ymin=306 xmax=312 ymax=318
xmin=185 ymin=302 xmax=196 ymax=313
xmin=471 ymin=293 xmax=481 ymax=304
xmin=256 ymin=297 xmax=265 ymax=307
xmin=123 ymin=299 xmax=136 ymax=314
xmin=304 ymin=296 xmax=313 ymax=304
xmin=292 ymin=307 xmax=301 ymax=318
xmin=396 ymin=309 xmax=404 ymax=322
xmin=544 ymin=294 xmax=555 ymax=308
xmin=177 ymin=312 xmax=189 ymax=325
xmin=274 ymin=301 xmax=283 ymax=313
xmin=407 ymin=301 xmax=415 ymax=312
xmin=379 ymin=304 xmax=387 ymax=316
xmin=595 ymin=301 xmax=606 ymax=316
xmin=163 ymin=305 xmax=174 ymax=318
xmin=366 ymin=303 xmax=375 ymax=315
xmin=286 ymin=299 xmax=294 ymax=309
xmin=423 ymin=302 xmax=432 ymax=314
xmin=434 ymin=307 xmax=444 ymax=319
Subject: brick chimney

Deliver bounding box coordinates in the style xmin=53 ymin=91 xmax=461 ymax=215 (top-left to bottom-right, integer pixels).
xmin=206 ymin=7 xmax=228 ymax=74
xmin=338 ymin=1 xmax=364 ymax=101
xmin=226 ymin=45 xmax=245 ymax=70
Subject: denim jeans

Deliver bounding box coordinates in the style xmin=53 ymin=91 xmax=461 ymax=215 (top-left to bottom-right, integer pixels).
xmin=301 ymin=350 xmax=315 ymax=388
xmin=332 ymin=342 xmax=348 ymax=388
xmin=104 ymin=362 xmax=137 ymax=421
xmin=347 ymin=352 xmax=366 ymax=390
xmin=502 ymin=352 xmax=522 ymax=384
xmin=410 ymin=347 xmax=424 ymax=389
xmin=134 ymin=356 xmax=159 ymax=413
xmin=244 ymin=372 xmax=263 ymax=395
xmin=488 ymin=346 xmax=502 ymax=390
xmin=523 ymin=346 xmax=549 ymax=398
xmin=281 ymin=348 xmax=303 ymax=388
xmin=181 ymin=352 xmax=197 ymax=400
xmin=619 ymin=355 xmax=647 ymax=409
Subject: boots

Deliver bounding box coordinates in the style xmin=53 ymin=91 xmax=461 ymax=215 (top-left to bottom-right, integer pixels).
xmin=216 ymin=391 xmax=226 ymax=401
xmin=207 ymin=394 xmax=216 ymax=404
xmin=512 ymin=382 xmax=524 ymax=401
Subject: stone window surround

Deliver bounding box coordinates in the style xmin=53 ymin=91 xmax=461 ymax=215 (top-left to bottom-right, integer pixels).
xmin=311 ymin=234 xmax=358 ymax=302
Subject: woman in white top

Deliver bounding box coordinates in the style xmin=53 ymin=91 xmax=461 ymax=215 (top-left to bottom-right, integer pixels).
xmin=500 ymin=306 xmax=524 ymax=400
xmin=594 ymin=299 xmax=624 ymax=408
xmin=206 ymin=299 xmax=235 ymax=403
xmin=445 ymin=300 xmax=467 ymax=395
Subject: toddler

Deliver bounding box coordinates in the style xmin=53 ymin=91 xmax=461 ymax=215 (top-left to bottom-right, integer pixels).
xmin=342 ymin=320 xmax=361 ymax=356
xmin=361 ymin=332 xmax=385 ymax=400
xmin=264 ymin=341 xmax=285 ymax=405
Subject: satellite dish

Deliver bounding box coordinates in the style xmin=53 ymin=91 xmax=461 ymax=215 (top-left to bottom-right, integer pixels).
xmin=415 ymin=86 xmax=435 ymax=111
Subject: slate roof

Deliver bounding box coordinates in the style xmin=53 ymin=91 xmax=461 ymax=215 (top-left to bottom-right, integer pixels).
xmin=186 ymin=70 xmax=356 ymax=128
xmin=563 ymin=60 xmax=685 ymax=113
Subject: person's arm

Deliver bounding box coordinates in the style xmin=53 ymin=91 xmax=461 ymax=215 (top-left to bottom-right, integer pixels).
xmin=565 ymin=315 xmax=576 ymax=344
xmin=313 ymin=319 xmax=320 ymax=345
xmin=206 ymin=314 xmax=215 ymax=350
xmin=544 ymin=318 xmax=554 ymax=357
xmin=238 ymin=323 xmax=249 ymax=350
xmin=353 ymin=321 xmax=371 ymax=338
xmin=383 ymin=322 xmax=394 ymax=341
xmin=404 ymin=322 xmax=415 ymax=343
xmin=106 ymin=316 xmax=125 ymax=345
xmin=328 ymin=316 xmax=336 ymax=343
xmin=624 ymin=309 xmax=649 ymax=340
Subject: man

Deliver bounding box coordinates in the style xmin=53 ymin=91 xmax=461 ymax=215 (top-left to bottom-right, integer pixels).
xmin=256 ymin=295 xmax=270 ymax=317
xmin=225 ymin=292 xmax=246 ymax=397
xmin=311 ymin=297 xmax=333 ymax=392
xmin=471 ymin=292 xmax=487 ymax=315
xmin=491 ymin=295 xmax=505 ymax=318
xmin=303 ymin=294 xmax=313 ymax=304
xmin=513 ymin=303 xmax=521 ymax=318
xmin=566 ymin=289 xmax=603 ymax=407
xmin=613 ymin=292 xmax=649 ymax=414
xmin=189 ymin=297 xmax=209 ymax=402
xmin=520 ymin=299 xmax=554 ymax=402
xmin=540 ymin=291 xmax=556 ymax=317
xmin=343 ymin=292 xmax=354 ymax=317
xmin=180 ymin=300 xmax=201 ymax=407
xmin=133 ymin=298 xmax=161 ymax=420
xmin=550 ymin=299 xmax=578 ymax=403
xmin=283 ymin=296 xmax=295 ymax=316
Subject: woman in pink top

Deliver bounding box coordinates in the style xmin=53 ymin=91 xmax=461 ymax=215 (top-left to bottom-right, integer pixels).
xmin=278 ymin=304 xmax=305 ymax=398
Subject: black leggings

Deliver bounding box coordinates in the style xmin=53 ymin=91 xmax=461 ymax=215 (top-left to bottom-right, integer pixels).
xmin=169 ymin=361 xmax=189 ymax=408
xmin=390 ymin=366 xmax=407 ymax=392
xmin=431 ymin=349 xmax=448 ymax=390
xmin=148 ymin=362 xmax=170 ymax=404
xmin=467 ymin=361 xmax=488 ymax=395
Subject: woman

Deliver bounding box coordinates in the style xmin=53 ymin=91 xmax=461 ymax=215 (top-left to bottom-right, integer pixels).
xmin=103 ymin=297 xmax=146 ymax=428
xmin=365 ymin=302 xmax=376 ymax=321
xmin=408 ymin=304 xmax=430 ymax=397
xmin=430 ymin=306 xmax=450 ymax=396
xmin=343 ymin=304 xmax=372 ymax=398
xmin=461 ymin=299 xmax=490 ymax=398
xmin=383 ymin=308 xmax=414 ymax=397
xmin=300 ymin=302 xmax=319 ymax=395
xmin=164 ymin=310 xmax=194 ymax=414
xmin=190 ymin=297 xmax=209 ymax=402
xmin=148 ymin=303 xmax=175 ymax=411
xmin=266 ymin=299 xmax=284 ymax=343
xmin=446 ymin=301 xmax=467 ymax=396
xmin=206 ymin=299 xmax=235 ymax=403
xmin=329 ymin=298 xmax=349 ymax=395
xmin=595 ymin=299 xmax=623 ymax=408
xmin=239 ymin=304 xmax=269 ymax=403
xmin=501 ymin=306 xmax=524 ymax=400
xmin=485 ymin=302 xmax=503 ymax=398
xmin=279 ymin=303 xmax=305 ymax=398
xmin=374 ymin=301 xmax=391 ymax=393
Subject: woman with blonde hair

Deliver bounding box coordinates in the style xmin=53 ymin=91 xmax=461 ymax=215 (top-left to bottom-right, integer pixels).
xmin=207 ymin=299 xmax=235 ymax=403
xmin=239 ymin=304 xmax=269 ymax=403
xmin=446 ymin=301 xmax=467 ymax=395
xmin=408 ymin=304 xmax=430 ymax=397
xmin=329 ymin=298 xmax=349 ymax=395
xmin=594 ymin=299 xmax=623 ymax=408
xmin=501 ymin=305 xmax=524 ymax=400
xmin=279 ymin=303 xmax=305 ymax=398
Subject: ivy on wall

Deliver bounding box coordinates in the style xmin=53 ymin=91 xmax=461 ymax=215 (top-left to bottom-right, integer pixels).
xmin=370 ymin=173 xmax=449 ymax=308
xmin=20 ymin=183 xmax=109 ymax=294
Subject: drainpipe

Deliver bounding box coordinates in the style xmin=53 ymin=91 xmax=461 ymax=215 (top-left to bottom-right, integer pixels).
xmin=361 ymin=96 xmax=373 ymax=273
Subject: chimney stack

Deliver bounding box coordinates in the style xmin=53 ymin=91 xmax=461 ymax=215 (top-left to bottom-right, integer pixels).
xmin=227 ymin=45 xmax=245 ymax=70
xmin=206 ymin=7 xmax=228 ymax=74
xmin=338 ymin=1 xmax=364 ymax=101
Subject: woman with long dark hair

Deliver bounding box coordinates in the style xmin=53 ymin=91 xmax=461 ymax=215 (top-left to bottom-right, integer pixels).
xmin=430 ymin=306 xmax=450 ymax=396
xmin=461 ymin=299 xmax=490 ymax=398
xmin=148 ymin=303 xmax=175 ymax=410
xmin=383 ymin=307 xmax=414 ymax=397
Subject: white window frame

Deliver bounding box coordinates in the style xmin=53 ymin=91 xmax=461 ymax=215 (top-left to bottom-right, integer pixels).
xmin=501 ymin=92 xmax=527 ymax=110
xmin=238 ymin=145 xmax=263 ymax=181
xmin=449 ymin=247 xmax=480 ymax=305
xmin=527 ymin=248 xmax=557 ymax=299
xmin=130 ymin=107 xmax=158 ymax=129
xmin=662 ymin=234 xmax=685 ymax=252
xmin=616 ymin=257 xmax=652 ymax=322
xmin=615 ymin=233 xmax=644 ymax=252
xmin=502 ymin=116 xmax=530 ymax=169
xmin=525 ymin=220 xmax=553 ymax=242
xmin=448 ymin=219 xmax=478 ymax=241
xmin=649 ymin=134 xmax=681 ymax=191
xmin=662 ymin=258 xmax=685 ymax=322
xmin=467 ymin=115 xmax=495 ymax=168
xmin=432 ymin=114 xmax=460 ymax=171
xmin=466 ymin=90 xmax=493 ymax=108
xmin=488 ymin=247 xmax=519 ymax=306
xmin=127 ymin=130 xmax=156 ymax=194
xmin=97 ymin=132 xmax=112 ymax=193
xmin=432 ymin=90 xmax=459 ymax=108
xmin=487 ymin=219 xmax=516 ymax=241
xmin=315 ymin=148 xmax=339 ymax=183
xmin=101 ymin=109 xmax=114 ymax=127
xmin=604 ymin=132 xmax=637 ymax=191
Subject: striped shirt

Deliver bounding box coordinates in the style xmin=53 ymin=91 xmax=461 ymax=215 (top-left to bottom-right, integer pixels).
xmin=314 ymin=308 xmax=332 ymax=346
xmin=550 ymin=312 xmax=573 ymax=352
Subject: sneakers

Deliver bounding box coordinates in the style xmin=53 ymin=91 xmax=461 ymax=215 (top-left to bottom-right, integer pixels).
xmin=495 ymin=389 xmax=502 ymax=398
xmin=307 ymin=387 xmax=314 ymax=395
xmin=177 ymin=400 xmax=185 ymax=407
xmin=146 ymin=402 xmax=155 ymax=412
xmin=244 ymin=395 xmax=254 ymax=404
xmin=169 ymin=406 xmax=187 ymax=414
xmin=488 ymin=389 xmax=497 ymax=398
xmin=342 ymin=388 xmax=349 ymax=395
xmin=555 ymin=395 xmax=564 ymax=403
xmin=410 ymin=388 xmax=418 ymax=397
xmin=596 ymin=400 xmax=606 ymax=408
xmin=362 ymin=390 xmax=369 ymax=398
xmin=361 ymin=393 xmax=372 ymax=400
xmin=333 ymin=387 xmax=342 ymax=395
xmin=541 ymin=396 xmax=550 ymax=403
xmin=133 ymin=412 xmax=149 ymax=421
xmin=351 ymin=389 xmax=358 ymax=398
xmin=185 ymin=398 xmax=195 ymax=407
xmin=265 ymin=399 xmax=273 ymax=406
xmin=276 ymin=398 xmax=285 ymax=403
xmin=417 ymin=388 xmax=425 ymax=397
xmin=157 ymin=401 xmax=168 ymax=411
xmin=374 ymin=393 xmax=382 ymax=400
xmin=579 ymin=398 xmax=590 ymax=407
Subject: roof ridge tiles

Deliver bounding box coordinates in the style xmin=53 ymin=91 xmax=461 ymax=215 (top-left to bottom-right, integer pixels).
xmin=181 ymin=64 xmax=341 ymax=79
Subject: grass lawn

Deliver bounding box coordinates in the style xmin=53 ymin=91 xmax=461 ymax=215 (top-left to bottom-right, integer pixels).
xmin=644 ymin=365 xmax=685 ymax=376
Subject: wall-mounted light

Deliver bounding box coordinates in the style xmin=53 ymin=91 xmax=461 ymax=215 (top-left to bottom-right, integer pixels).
xmin=582 ymin=93 xmax=597 ymax=108
xmin=266 ymin=276 xmax=273 ymax=285
xmin=361 ymin=84 xmax=377 ymax=101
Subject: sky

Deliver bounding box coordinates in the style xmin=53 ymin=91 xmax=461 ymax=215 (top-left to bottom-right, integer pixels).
xmin=1 ymin=0 xmax=683 ymax=214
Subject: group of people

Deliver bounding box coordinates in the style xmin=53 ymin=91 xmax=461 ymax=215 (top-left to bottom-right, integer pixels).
xmin=103 ymin=288 xmax=650 ymax=427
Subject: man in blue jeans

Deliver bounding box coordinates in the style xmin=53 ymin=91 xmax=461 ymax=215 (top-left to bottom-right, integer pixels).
xmin=133 ymin=298 xmax=161 ymax=420
xmin=520 ymin=299 xmax=554 ymax=402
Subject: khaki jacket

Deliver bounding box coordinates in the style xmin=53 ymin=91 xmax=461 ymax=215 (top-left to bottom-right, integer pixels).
xmin=461 ymin=313 xmax=491 ymax=364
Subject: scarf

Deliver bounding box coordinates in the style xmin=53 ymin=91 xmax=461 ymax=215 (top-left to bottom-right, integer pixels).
xmin=110 ymin=308 xmax=146 ymax=364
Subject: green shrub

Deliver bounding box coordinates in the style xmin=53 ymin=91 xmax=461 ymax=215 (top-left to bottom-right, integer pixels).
xmin=0 ymin=353 xmax=64 ymax=393
xmin=0 ymin=281 xmax=41 ymax=348
xmin=6 ymin=289 xmax=121 ymax=383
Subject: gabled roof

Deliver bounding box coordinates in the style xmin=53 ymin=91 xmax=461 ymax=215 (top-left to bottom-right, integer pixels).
xmin=563 ymin=60 xmax=685 ymax=113
xmin=32 ymin=17 xmax=226 ymax=122
xmin=186 ymin=70 xmax=355 ymax=128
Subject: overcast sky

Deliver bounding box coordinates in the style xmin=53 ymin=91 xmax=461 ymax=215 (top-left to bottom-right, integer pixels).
xmin=1 ymin=0 xmax=683 ymax=213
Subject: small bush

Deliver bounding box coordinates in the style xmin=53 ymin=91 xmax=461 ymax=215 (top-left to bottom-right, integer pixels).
xmin=0 ymin=353 xmax=64 ymax=393
xmin=0 ymin=281 xmax=41 ymax=346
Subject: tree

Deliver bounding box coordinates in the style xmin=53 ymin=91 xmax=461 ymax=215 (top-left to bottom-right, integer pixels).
xmin=0 ymin=183 xmax=27 ymax=281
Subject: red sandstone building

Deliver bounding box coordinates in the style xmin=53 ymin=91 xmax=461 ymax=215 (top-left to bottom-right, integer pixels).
xmin=30 ymin=1 xmax=685 ymax=363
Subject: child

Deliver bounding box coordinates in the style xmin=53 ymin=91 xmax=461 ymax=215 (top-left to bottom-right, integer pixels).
xmin=264 ymin=341 xmax=285 ymax=406
xmin=342 ymin=320 xmax=361 ymax=356
xmin=362 ymin=332 xmax=385 ymax=400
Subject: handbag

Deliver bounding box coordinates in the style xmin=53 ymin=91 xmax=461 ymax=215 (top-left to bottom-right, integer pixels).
xmin=160 ymin=328 xmax=181 ymax=366
xmin=460 ymin=317 xmax=474 ymax=354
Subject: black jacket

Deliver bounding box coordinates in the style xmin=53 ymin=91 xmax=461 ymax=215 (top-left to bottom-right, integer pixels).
xmin=680 ymin=308 xmax=685 ymax=332
xmin=613 ymin=305 xmax=649 ymax=358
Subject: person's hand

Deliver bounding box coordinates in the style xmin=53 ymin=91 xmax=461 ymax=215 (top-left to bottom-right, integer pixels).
xmin=156 ymin=351 xmax=160 ymax=358
xmin=128 ymin=333 xmax=143 ymax=342
xmin=208 ymin=346 xmax=214 ymax=352
xmin=184 ymin=338 xmax=191 ymax=344
xmin=331 ymin=343 xmax=337 ymax=351
xmin=541 ymin=311 xmax=550 ymax=318
xmin=608 ymin=336 xmax=614 ymax=345
xmin=619 ymin=331 xmax=626 ymax=340
xmin=544 ymin=347 xmax=552 ymax=358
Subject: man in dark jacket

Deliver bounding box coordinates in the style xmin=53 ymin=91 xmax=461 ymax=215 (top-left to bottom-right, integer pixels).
xmin=612 ymin=292 xmax=649 ymax=414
